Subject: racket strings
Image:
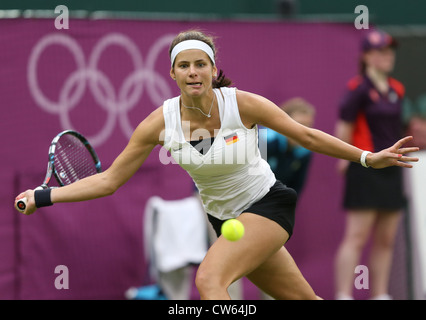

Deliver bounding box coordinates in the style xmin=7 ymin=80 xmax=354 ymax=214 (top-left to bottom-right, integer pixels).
xmin=54 ymin=135 xmax=98 ymax=185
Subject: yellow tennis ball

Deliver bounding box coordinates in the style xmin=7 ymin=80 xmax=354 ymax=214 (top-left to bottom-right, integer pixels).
xmin=221 ymin=219 xmax=245 ymax=241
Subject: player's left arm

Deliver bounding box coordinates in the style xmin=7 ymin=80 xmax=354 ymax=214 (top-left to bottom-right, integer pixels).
xmin=236 ymin=90 xmax=419 ymax=169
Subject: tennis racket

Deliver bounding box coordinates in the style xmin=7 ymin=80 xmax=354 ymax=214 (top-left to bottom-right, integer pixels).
xmin=16 ymin=130 xmax=102 ymax=213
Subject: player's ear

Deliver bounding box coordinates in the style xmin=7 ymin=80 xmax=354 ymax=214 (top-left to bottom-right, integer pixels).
xmin=212 ymin=65 xmax=217 ymax=78
xmin=170 ymin=68 xmax=176 ymax=81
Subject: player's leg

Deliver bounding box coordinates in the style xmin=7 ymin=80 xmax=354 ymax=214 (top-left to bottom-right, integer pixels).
xmin=195 ymin=212 xmax=286 ymax=299
xmin=195 ymin=212 xmax=316 ymax=299
xmin=246 ymin=245 xmax=317 ymax=299
xmin=368 ymin=210 xmax=402 ymax=299
xmin=334 ymin=209 xmax=377 ymax=299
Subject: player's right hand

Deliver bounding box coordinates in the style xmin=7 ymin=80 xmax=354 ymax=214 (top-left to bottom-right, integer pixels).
xmin=14 ymin=189 xmax=37 ymax=215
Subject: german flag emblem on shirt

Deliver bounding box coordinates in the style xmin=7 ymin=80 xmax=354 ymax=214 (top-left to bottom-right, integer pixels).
xmin=224 ymin=133 xmax=239 ymax=145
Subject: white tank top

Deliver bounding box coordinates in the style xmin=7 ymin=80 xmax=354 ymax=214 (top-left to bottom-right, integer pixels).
xmin=162 ymin=87 xmax=276 ymax=220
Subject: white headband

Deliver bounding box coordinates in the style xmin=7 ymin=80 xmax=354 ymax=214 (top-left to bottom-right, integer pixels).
xmin=170 ymin=40 xmax=215 ymax=67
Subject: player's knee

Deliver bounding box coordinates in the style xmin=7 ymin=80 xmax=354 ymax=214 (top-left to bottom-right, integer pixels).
xmin=195 ymin=266 xmax=215 ymax=295
xmin=195 ymin=265 xmax=226 ymax=298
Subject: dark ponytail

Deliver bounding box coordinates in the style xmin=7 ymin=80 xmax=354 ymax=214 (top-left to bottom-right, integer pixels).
xmin=169 ymin=30 xmax=233 ymax=88
xmin=213 ymin=69 xmax=232 ymax=88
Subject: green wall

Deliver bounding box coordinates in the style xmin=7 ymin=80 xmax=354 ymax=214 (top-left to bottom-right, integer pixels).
xmin=1 ymin=0 xmax=425 ymax=24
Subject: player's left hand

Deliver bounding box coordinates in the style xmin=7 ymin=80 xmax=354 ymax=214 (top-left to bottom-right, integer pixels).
xmin=367 ymin=136 xmax=419 ymax=169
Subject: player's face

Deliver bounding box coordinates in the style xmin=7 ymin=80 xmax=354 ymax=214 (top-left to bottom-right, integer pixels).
xmin=170 ymin=49 xmax=217 ymax=97
xmin=364 ymin=47 xmax=396 ymax=74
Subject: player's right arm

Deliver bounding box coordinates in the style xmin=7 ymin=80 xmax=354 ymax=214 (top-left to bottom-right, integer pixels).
xmin=16 ymin=106 xmax=165 ymax=214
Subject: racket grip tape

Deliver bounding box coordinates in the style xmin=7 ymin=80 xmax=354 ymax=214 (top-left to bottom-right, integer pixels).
xmin=16 ymin=198 xmax=27 ymax=213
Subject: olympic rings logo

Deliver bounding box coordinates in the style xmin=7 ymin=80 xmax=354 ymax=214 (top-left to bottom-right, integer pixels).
xmin=28 ymin=33 xmax=176 ymax=147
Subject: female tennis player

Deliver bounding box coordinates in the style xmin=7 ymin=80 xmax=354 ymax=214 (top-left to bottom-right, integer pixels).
xmin=15 ymin=30 xmax=419 ymax=300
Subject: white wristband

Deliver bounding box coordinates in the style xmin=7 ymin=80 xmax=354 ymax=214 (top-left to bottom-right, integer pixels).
xmin=360 ymin=151 xmax=372 ymax=168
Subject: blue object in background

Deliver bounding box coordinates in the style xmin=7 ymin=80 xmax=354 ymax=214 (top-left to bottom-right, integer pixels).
xmin=125 ymin=284 xmax=167 ymax=300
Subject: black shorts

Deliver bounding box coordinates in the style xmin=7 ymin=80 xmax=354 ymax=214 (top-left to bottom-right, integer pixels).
xmin=207 ymin=180 xmax=297 ymax=240
xmin=343 ymin=162 xmax=405 ymax=211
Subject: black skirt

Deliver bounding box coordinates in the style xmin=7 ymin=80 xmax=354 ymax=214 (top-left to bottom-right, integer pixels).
xmin=207 ymin=180 xmax=297 ymax=240
xmin=343 ymin=162 xmax=405 ymax=211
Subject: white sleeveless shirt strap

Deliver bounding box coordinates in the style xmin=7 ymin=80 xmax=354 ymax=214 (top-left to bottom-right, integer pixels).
xmin=162 ymin=96 xmax=183 ymax=150
xmin=217 ymin=87 xmax=245 ymax=132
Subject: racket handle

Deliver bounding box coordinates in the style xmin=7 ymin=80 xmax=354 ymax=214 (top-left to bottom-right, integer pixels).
xmin=16 ymin=197 xmax=27 ymax=213
xmin=15 ymin=186 xmax=44 ymax=213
